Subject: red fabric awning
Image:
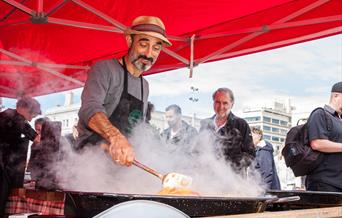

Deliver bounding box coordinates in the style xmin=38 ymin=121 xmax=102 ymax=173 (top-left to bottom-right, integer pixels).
xmin=0 ymin=0 xmax=341 ymax=98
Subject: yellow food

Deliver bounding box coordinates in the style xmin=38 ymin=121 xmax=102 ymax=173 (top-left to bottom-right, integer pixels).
xmin=158 ymin=187 xmax=200 ymax=196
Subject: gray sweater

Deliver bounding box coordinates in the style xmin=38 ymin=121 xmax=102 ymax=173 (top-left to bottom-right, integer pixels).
xmin=78 ymin=59 xmax=149 ymax=144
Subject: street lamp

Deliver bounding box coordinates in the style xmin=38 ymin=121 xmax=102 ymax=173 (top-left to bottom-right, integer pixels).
xmin=189 ymin=86 xmax=199 ymax=102
xmin=189 ymin=86 xmax=199 ymax=127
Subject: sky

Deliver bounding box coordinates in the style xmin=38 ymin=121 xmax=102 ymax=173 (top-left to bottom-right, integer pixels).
xmin=2 ymin=34 xmax=342 ymax=119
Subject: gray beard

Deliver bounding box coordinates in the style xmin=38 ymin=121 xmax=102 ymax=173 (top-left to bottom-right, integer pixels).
xmin=132 ymin=59 xmax=151 ymax=72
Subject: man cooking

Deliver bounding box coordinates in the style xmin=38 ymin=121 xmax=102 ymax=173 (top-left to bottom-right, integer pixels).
xmin=77 ymin=16 xmax=172 ymax=167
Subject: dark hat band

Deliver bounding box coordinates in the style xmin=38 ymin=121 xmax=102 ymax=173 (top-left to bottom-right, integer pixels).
xmin=131 ymin=24 xmax=166 ymax=37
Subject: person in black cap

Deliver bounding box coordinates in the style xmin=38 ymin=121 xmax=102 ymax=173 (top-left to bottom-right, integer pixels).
xmin=0 ymin=97 xmax=41 ymax=216
xmin=306 ymin=81 xmax=342 ymax=192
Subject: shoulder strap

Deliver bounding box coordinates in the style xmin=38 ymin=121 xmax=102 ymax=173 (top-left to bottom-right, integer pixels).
xmin=309 ymin=107 xmax=332 ymax=131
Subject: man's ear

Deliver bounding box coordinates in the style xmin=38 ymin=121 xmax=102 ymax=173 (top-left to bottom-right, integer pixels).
xmin=126 ymin=35 xmax=133 ymax=47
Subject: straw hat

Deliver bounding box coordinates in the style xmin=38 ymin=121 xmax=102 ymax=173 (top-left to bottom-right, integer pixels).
xmin=125 ymin=16 xmax=172 ymax=46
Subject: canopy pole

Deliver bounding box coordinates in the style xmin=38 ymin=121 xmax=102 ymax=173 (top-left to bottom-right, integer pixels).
xmin=0 ymin=84 xmax=16 ymax=93
xmin=197 ymin=15 xmax=342 ymax=41
xmin=0 ymin=18 xmax=29 ymax=27
xmin=211 ymin=27 xmax=342 ymax=61
xmin=189 ymin=34 xmax=195 ymax=78
xmin=2 ymin=0 xmax=35 ymax=15
xmin=197 ymin=0 xmax=330 ymax=64
xmin=0 ymin=60 xmax=90 ymax=70
xmin=46 ymin=0 xmax=69 ymax=16
xmin=162 ymin=48 xmax=189 ymax=65
xmin=71 ymin=0 xmax=126 ymax=31
xmin=197 ymin=32 xmax=262 ymax=64
xmin=0 ymin=48 xmax=84 ymax=86
xmin=276 ymin=0 xmax=330 ymax=24
xmin=37 ymin=0 xmax=43 ymax=14
xmin=48 ymin=17 xmax=121 ymax=33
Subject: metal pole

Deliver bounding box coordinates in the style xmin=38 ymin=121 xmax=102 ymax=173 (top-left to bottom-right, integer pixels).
xmin=189 ymin=86 xmax=199 ymax=127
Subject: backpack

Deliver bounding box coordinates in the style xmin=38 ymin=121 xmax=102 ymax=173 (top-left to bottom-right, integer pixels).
xmin=282 ymin=107 xmax=332 ymax=177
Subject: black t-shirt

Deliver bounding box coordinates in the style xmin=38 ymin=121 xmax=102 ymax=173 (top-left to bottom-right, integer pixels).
xmin=307 ymin=105 xmax=342 ymax=189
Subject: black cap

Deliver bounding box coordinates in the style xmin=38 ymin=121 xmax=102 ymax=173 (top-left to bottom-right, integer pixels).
xmin=331 ymin=81 xmax=342 ymax=93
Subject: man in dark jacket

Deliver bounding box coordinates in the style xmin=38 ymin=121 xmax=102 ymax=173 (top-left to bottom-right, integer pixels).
xmin=251 ymin=127 xmax=281 ymax=190
xmin=200 ymin=88 xmax=255 ymax=174
xmin=0 ymin=97 xmax=41 ymax=216
xmin=162 ymin=104 xmax=197 ymax=147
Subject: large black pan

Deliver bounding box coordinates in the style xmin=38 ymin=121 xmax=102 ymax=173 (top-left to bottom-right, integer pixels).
xmin=266 ymin=190 xmax=342 ymax=211
xmin=64 ymin=191 xmax=280 ymax=217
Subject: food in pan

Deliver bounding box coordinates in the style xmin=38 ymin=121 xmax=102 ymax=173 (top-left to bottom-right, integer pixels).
xmin=158 ymin=187 xmax=200 ymax=196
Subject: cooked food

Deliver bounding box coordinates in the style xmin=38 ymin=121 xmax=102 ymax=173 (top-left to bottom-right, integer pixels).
xmin=158 ymin=187 xmax=200 ymax=196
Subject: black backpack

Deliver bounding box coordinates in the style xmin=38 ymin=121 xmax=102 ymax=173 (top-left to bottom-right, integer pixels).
xmin=282 ymin=107 xmax=332 ymax=177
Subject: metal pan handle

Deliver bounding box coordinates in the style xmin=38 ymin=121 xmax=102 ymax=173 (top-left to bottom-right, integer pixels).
xmin=257 ymin=196 xmax=300 ymax=213
xmin=266 ymin=196 xmax=300 ymax=204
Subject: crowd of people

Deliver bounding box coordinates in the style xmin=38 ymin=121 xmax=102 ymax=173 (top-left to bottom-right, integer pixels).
xmin=0 ymin=15 xmax=341 ymax=216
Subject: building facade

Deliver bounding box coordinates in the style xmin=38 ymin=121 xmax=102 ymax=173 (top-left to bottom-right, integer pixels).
xmin=44 ymin=92 xmax=79 ymax=135
xmin=242 ymin=101 xmax=293 ymax=155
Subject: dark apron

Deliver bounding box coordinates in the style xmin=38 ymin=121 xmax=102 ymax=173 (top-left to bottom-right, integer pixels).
xmin=83 ymin=57 xmax=144 ymax=146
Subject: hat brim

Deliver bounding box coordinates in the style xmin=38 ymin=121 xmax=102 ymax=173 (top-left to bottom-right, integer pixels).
xmin=125 ymin=29 xmax=172 ymax=46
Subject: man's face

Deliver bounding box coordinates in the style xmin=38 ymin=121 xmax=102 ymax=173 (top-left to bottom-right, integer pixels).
xmin=213 ymin=92 xmax=233 ymax=119
xmin=165 ymin=109 xmax=180 ymax=128
xmin=251 ymin=132 xmax=261 ymax=146
xmin=20 ymin=107 xmax=38 ymax=122
xmin=335 ymin=93 xmax=342 ymax=114
xmin=35 ymin=123 xmax=42 ymax=135
xmin=127 ymin=34 xmax=163 ymax=72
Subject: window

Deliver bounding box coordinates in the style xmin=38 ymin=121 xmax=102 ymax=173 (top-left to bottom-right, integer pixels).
xmin=244 ymin=116 xmax=261 ymax=122
xmin=280 ymin=120 xmax=288 ymax=126
xmin=272 ymin=127 xmax=279 ymax=133
xmin=263 ymin=126 xmax=271 ymax=131
xmin=264 ymin=135 xmax=271 ymax=140
xmin=280 ymin=138 xmax=285 ymax=142
xmin=272 ymin=119 xmax=280 ymax=125
xmin=272 ymin=136 xmax=280 ymax=142
xmin=263 ymin=116 xmax=271 ymax=123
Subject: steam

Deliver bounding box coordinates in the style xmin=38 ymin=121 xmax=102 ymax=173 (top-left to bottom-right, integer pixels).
xmin=51 ymin=122 xmax=265 ymax=197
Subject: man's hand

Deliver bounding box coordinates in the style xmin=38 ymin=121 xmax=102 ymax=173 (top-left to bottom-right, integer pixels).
xmin=88 ymin=112 xmax=136 ymax=166
xmin=108 ymin=134 xmax=135 ymax=166
xmin=33 ymin=134 xmax=41 ymax=145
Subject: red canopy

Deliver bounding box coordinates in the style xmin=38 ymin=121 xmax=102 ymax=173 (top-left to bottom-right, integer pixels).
xmin=0 ymin=0 xmax=341 ymax=98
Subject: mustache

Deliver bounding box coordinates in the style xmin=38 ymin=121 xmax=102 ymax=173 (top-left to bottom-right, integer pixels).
xmin=137 ymin=55 xmax=153 ymax=63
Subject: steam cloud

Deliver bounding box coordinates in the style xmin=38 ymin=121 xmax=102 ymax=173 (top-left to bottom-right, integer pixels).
xmin=52 ymin=123 xmax=265 ymax=197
